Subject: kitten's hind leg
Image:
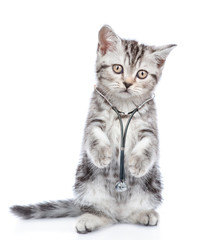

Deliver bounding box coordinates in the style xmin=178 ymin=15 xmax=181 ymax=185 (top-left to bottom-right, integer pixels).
xmin=127 ymin=209 xmax=159 ymax=226
xmin=75 ymin=213 xmax=113 ymax=234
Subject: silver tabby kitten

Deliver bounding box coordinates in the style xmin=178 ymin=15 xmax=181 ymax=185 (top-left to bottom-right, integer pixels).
xmin=11 ymin=25 xmax=176 ymax=234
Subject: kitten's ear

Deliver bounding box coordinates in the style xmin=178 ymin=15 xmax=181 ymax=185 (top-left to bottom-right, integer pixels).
xmin=152 ymin=44 xmax=177 ymax=68
xmin=98 ymin=25 xmax=120 ymax=55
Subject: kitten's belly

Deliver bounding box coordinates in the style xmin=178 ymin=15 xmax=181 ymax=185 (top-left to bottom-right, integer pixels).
xmin=77 ymin=175 xmax=154 ymax=220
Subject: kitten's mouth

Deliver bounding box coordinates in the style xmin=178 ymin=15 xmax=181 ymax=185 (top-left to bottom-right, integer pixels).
xmin=118 ymin=90 xmax=133 ymax=98
xmin=117 ymin=88 xmax=133 ymax=98
xmin=121 ymin=89 xmax=130 ymax=94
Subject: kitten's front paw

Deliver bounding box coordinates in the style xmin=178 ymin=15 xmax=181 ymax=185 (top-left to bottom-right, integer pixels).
xmin=128 ymin=154 xmax=149 ymax=178
xmin=91 ymin=145 xmax=112 ymax=168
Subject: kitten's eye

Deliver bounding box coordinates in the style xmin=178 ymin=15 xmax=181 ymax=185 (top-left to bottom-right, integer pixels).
xmin=113 ymin=64 xmax=123 ymax=74
xmin=136 ymin=70 xmax=148 ymax=79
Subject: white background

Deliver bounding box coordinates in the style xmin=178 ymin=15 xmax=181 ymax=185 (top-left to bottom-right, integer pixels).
xmin=0 ymin=0 xmax=214 ymax=239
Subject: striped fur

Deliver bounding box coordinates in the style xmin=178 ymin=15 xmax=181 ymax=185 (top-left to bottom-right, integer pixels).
xmin=10 ymin=25 xmax=175 ymax=234
xmin=10 ymin=200 xmax=81 ymax=219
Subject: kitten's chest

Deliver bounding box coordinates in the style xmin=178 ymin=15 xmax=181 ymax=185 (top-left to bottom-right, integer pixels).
xmin=105 ymin=112 xmax=143 ymax=156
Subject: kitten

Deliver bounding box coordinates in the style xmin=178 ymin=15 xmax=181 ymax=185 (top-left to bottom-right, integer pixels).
xmin=11 ymin=25 xmax=176 ymax=234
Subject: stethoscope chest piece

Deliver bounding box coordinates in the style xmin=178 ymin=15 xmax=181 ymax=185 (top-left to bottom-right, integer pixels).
xmin=115 ymin=181 xmax=127 ymax=192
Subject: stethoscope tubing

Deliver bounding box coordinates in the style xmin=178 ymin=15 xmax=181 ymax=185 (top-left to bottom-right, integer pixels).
xmin=94 ymin=86 xmax=155 ymax=191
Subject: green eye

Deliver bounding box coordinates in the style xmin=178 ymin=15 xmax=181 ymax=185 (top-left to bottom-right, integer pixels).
xmin=113 ymin=64 xmax=123 ymax=74
xmin=136 ymin=70 xmax=148 ymax=79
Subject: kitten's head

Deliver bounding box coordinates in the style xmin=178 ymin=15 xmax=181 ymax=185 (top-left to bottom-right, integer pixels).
xmin=96 ymin=25 xmax=176 ymax=100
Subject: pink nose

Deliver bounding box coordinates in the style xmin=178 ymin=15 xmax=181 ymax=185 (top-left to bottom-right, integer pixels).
xmin=123 ymin=82 xmax=132 ymax=89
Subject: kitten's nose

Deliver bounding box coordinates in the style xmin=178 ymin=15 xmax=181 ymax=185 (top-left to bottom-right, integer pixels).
xmin=123 ymin=82 xmax=132 ymax=89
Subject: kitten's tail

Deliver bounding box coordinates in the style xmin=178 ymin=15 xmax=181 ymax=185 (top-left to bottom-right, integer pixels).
xmin=10 ymin=199 xmax=82 ymax=219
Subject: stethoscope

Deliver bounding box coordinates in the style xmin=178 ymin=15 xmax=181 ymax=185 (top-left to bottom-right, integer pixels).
xmin=95 ymin=86 xmax=155 ymax=192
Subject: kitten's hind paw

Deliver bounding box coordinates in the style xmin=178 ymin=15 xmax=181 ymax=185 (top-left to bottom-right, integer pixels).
xmin=139 ymin=210 xmax=159 ymax=226
xmin=75 ymin=213 xmax=113 ymax=234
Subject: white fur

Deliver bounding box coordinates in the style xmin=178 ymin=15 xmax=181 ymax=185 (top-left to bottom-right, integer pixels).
xmin=76 ymin=175 xmax=156 ymax=221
